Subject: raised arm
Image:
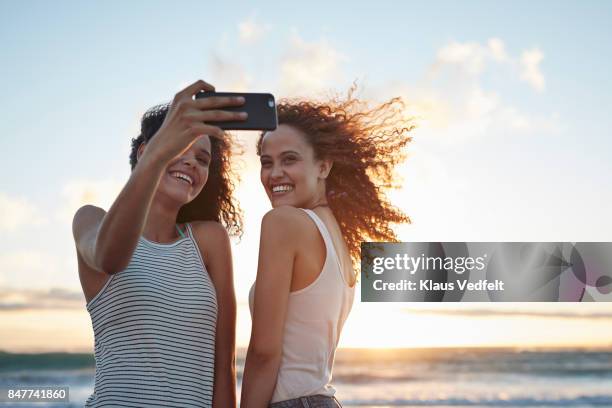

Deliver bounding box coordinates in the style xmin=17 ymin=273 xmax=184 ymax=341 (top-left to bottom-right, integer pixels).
xmin=72 ymin=79 xmax=246 ymax=275
xmin=72 ymin=151 xmax=167 ymax=275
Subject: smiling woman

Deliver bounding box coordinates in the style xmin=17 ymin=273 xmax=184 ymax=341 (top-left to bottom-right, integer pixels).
xmin=241 ymin=90 xmax=415 ymax=407
xmin=129 ymin=103 xmax=242 ymax=235
xmin=258 ymin=91 xmax=415 ymax=268
xmin=71 ymin=80 xmax=246 ymax=407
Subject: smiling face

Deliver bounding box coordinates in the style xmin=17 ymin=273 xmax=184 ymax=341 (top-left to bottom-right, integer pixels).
xmin=139 ymin=135 xmax=212 ymax=206
xmin=260 ymin=124 xmax=332 ymax=208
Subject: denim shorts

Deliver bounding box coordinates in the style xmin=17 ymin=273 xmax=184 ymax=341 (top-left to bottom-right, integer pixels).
xmin=269 ymin=394 xmax=342 ymax=408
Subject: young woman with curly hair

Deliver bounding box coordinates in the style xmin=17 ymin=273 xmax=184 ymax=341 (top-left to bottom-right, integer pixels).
xmin=241 ymin=91 xmax=414 ymax=407
xmin=72 ymin=80 xmax=246 ymax=407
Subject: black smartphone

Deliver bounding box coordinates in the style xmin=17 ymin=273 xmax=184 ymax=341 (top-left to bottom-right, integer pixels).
xmin=195 ymin=91 xmax=278 ymax=131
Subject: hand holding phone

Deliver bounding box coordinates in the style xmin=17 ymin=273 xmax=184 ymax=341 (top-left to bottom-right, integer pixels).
xmin=195 ymin=91 xmax=278 ymax=131
xmin=143 ymin=80 xmax=247 ymax=166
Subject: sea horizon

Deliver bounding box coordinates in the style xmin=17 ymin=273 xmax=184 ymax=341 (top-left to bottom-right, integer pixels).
xmin=2 ymin=346 xmax=612 ymax=407
xmin=3 ymin=343 xmax=612 ymax=355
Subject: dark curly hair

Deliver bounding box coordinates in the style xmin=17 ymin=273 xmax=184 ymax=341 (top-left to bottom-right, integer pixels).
xmin=257 ymin=89 xmax=414 ymax=269
xmin=130 ymin=103 xmax=243 ymax=238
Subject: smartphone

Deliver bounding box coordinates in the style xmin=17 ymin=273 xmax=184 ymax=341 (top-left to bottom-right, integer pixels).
xmin=195 ymin=91 xmax=278 ymax=131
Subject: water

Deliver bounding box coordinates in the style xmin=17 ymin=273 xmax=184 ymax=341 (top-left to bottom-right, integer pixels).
xmin=1 ymin=348 xmax=611 ymax=407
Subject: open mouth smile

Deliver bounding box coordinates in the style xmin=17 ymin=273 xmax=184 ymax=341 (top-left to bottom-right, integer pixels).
xmin=271 ymin=183 xmax=294 ymax=195
xmin=169 ymin=171 xmax=194 ymax=186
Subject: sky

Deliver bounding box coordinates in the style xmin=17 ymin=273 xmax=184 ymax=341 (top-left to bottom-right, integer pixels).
xmin=1 ymin=1 xmax=612 ymax=352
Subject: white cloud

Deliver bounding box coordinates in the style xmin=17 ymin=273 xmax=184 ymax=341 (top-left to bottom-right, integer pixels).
xmin=238 ymin=14 xmax=271 ymax=44
xmin=0 ymin=193 xmax=46 ymax=232
xmin=433 ymin=37 xmax=514 ymax=75
xmin=279 ymin=32 xmax=347 ymax=96
xmin=207 ymin=30 xmax=348 ymax=98
xmin=487 ymin=37 xmax=509 ymax=62
xmin=57 ymin=179 xmax=124 ymax=222
xmin=434 ymin=40 xmax=489 ymax=76
xmin=208 ymin=53 xmax=252 ymax=92
xmin=520 ymin=48 xmax=546 ymax=92
xmin=432 ymin=38 xmax=546 ymax=93
xmin=385 ymin=39 xmax=556 ymax=143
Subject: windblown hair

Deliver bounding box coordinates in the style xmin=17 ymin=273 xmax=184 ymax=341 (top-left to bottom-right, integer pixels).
xmin=130 ymin=103 xmax=243 ymax=238
xmin=257 ymin=89 xmax=414 ymax=269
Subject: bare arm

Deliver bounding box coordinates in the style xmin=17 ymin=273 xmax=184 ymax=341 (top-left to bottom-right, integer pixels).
xmin=72 ymin=153 xmax=166 ymax=274
xmin=240 ymin=207 xmax=299 ymax=408
xmin=72 ymin=79 xmax=246 ymax=275
xmin=193 ymin=222 xmax=237 ymax=408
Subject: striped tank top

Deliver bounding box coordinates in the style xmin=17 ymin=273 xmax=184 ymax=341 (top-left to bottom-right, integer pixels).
xmin=85 ymin=223 xmax=218 ymax=407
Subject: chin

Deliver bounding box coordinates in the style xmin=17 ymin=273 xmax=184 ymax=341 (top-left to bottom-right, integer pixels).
xmin=270 ymin=196 xmax=296 ymax=208
xmin=274 ymin=197 xmax=309 ymax=209
xmin=159 ymin=186 xmax=193 ymax=206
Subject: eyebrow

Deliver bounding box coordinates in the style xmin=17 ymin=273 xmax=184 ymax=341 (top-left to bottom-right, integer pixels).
xmin=260 ymin=150 xmax=301 ymax=159
xmin=198 ymin=148 xmax=212 ymax=158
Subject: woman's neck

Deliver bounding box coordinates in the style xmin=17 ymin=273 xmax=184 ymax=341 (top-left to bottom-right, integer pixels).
xmin=143 ymin=197 xmax=181 ymax=243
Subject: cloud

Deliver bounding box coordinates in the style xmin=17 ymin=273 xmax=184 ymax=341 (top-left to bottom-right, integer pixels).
xmin=520 ymin=48 xmax=546 ymax=92
xmin=0 ymin=193 xmax=46 ymax=232
xmin=488 ymin=38 xmax=509 ymax=62
xmin=382 ymin=85 xmax=557 ymax=145
xmin=238 ymin=14 xmax=271 ymax=44
xmin=405 ymin=308 xmax=612 ymax=320
xmin=431 ymin=38 xmax=545 ymax=93
xmin=279 ymin=32 xmax=347 ymax=96
xmin=0 ymin=287 xmax=83 ymax=311
xmin=208 ymin=30 xmax=348 ymax=98
xmin=434 ymin=40 xmax=489 ymax=76
xmin=432 ymin=37 xmax=511 ymax=76
xmin=380 ymin=38 xmax=557 ymax=143
xmin=208 ymin=52 xmax=252 ymax=92
xmin=57 ymin=179 xmax=124 ymax=222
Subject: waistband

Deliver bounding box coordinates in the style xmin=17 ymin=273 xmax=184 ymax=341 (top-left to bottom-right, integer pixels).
xmin=269 ymin=394 xmax=341 ymax=408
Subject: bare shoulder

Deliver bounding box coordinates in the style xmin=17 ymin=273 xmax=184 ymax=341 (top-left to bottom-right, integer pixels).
xmin=190 ymin=220 xmax=229 ymax=244
xmin=189 ymin=221 xmax=232 ymax=284
xmin=72 ymin=205 xmax=106 ymax=237
xmin=73 ymin=204 xmax=106 ymax=220
xmin=261 ymin=206 xmax=311 ymax=235
xmin=189 ymin=221 xmax=230 ymax=260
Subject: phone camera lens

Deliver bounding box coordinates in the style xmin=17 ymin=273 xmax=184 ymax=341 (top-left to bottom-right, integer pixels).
xmin=268 ymin=99 xmax=275 ymax=108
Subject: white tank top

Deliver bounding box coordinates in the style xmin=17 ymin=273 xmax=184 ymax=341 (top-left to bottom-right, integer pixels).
xmin=248 ymin=208 xmax=355 ymax=402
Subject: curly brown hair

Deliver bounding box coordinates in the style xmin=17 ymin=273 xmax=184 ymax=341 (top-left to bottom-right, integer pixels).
xmin=257 ymin=89 xmax=414 ymax=268
xmin=130 ymin=103 xmax=243 ymax=238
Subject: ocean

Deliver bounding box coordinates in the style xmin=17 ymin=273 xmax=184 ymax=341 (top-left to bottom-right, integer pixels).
xmin=1 ymin=347 xmax=611 ymax=407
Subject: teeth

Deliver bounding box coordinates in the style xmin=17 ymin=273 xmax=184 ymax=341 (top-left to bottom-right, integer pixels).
xmin=171 ymin=172 xmax=193 ymax=185
xmin=272 ymin=184 xmax=293 ymax=193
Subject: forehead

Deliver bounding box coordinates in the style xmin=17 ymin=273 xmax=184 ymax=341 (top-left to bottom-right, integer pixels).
xmin=261 ymin=124 xmax=311 ymax=155
xmin=193 ymin=135 xmax=211 ymax=153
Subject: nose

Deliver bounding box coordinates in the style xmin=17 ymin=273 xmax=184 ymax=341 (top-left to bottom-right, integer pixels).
xmin=270 ymin=162 xmax=284 ymax=179
xmin=181 ymin=154 xmax=196 ymax=167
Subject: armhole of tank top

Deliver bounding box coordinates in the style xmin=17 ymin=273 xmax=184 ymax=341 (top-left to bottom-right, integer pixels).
xmin=288 ymin=209 xmax=333 ymax=296
xmin=86 ymin=273 xmax=115 ymax=310
xmin=186 ymin=223 xmax=209 ymax=276
xmin=303 ymin=209 xmax=354 ymax=289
